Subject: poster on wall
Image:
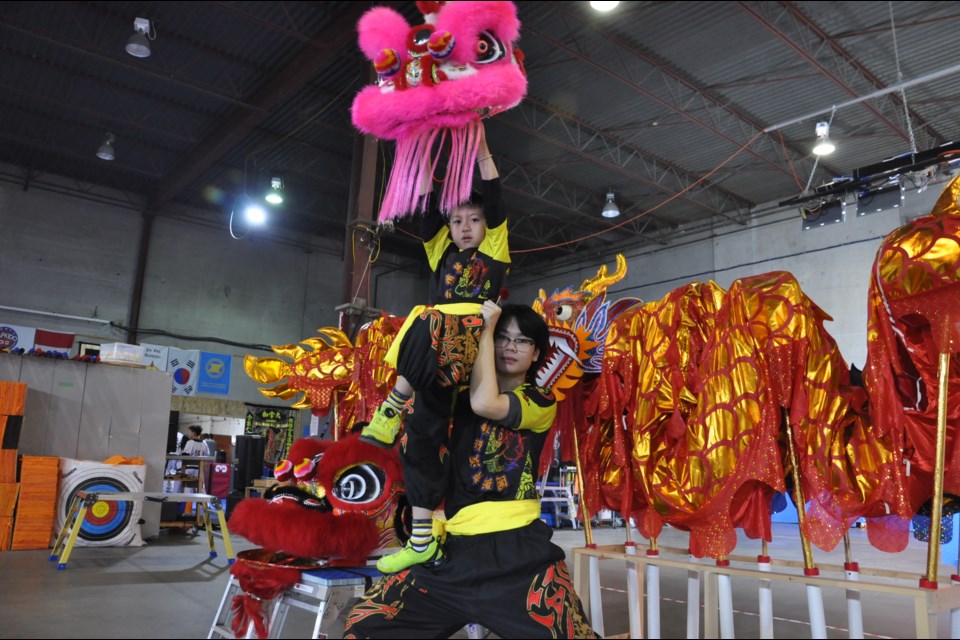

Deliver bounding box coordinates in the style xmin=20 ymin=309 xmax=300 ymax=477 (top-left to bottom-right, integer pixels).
xmin=140 ymin=343 xmax=170 ymax=371
xmin=0 ymin=324 xmax=36 ymax=351
xmin=167 ymin=348 xmax=200 ymax=396
xmin=197 ymin=352 xmax=232 ymax=396
xmin=244 ymin=405 xmax=296 ymax=466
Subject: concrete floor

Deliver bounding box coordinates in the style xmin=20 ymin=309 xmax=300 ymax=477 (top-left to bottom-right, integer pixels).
xmin=0 ymin=522 xmax=957 ymax=638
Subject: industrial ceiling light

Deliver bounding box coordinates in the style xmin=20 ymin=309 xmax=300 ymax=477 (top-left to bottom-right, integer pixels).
xmin=96 ymin=132 xmax=115 ymax=161
xmin=244 ymin=201 xmax=267 ymax=226
xmin=125 ymin=17 xmax=152 ymax=58
xmin=265 ymin=177 xmax=284 ymax=205
xmin=229 ymin=194 xmax=268 ymax=239
xmin=601 ymin=190 xmax=620 ymax=218
xmin=590 ymin=1 xmax=621 ymax=11
xmin=812 ymin=121 xmax=835 ymax=156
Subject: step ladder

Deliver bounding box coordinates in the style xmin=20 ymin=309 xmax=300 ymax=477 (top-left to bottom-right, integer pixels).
xmin=537 ymin=482 xmax=579 ymax=529
xmin=208 ymin=566 xmax=380 ymax=639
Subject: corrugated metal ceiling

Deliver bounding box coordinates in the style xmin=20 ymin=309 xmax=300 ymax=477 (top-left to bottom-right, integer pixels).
xmin=0 ymin=0 xmax=957 ymax=269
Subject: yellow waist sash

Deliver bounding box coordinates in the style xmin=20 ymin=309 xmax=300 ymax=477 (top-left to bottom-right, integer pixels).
xmin=385 ymin=302 xmax=484 ymax=366
xmin=433 ymin=499 xmax=541 ymax=538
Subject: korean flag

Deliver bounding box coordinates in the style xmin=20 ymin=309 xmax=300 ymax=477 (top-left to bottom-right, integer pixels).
xmin=166 ymin=348 xmax=200 ymax=396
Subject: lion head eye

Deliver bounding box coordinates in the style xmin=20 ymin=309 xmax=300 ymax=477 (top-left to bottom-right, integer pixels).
xmin=332 ymin=464 xmax=386 ymax=504
xmin=475 ymin=31 xmax=505 ymax=64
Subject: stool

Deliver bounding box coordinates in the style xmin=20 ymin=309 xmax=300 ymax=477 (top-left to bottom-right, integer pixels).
xmin=208 ymin=566 xmax=381 ymax=639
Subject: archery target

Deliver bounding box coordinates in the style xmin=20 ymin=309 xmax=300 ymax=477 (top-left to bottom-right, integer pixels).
xmin=55 ymin=458 xmax=145 ymax=547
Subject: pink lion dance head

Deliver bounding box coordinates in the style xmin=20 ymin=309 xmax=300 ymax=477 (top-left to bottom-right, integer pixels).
xmin=351 ymin=1 xmax=527 ymax=221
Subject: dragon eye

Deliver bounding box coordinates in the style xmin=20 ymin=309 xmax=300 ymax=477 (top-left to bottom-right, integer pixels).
xmin=555 ymin=304 xmax=574 ymax=322
xmin=332 ymin=464 xmax=386 ymax=504
xmin=475 ymin=31 xmax=505 ymax=64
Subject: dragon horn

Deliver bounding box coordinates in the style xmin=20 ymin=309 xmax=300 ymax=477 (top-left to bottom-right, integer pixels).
xmin=580 ymin=254 xmax=627 ymax=298
xmin=532 ymin=289 xmax=547 ymax=315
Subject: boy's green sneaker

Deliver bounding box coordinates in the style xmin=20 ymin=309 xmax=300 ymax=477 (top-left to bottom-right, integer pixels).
xmin=376 ymin=538 xmax=445 ymax=574
xmin=359 ymin=403 xmax=402 ymax=448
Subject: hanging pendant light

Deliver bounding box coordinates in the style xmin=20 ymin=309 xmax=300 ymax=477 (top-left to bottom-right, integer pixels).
xmin=601 ymin=190 xmax=620 ymax=218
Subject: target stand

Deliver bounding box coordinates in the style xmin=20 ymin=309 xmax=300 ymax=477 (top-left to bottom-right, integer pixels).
xmin=50 ymin=491 xmax=236 ymax=570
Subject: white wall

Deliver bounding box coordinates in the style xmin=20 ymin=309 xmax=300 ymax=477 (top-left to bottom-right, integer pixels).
xmin=4 ymin=162 xmax=952 ymax=403
xmin=0 ymin=168 xmax=426 ymax=408
xmin=0 ymin=175 xmax=142 ymax=335
xmin=178 ymin=413 xmax=246 ymax=438
xmin=510 ymin=178 xmax=950 ymax=370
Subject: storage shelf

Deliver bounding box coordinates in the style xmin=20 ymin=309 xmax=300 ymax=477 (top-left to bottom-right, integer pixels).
xmin=162 ymin=454 xmax=210 ymax=531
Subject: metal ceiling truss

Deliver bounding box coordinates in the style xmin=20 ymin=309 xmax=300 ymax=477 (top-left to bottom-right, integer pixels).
xmin=0 ymin=151 xmax=146 ymax=212
xmin=0 ymin=49 xmax=211 ymax=142
xmin=0 ymin=97 xmax=183 ymax=179
xmin=511 ymin=218 xmax=583 ymax=256
xmin=536 ymin=3 xmax=843 ymax=187
xmin=150 ymin=3 xmax=370 ymax=210
xmin=0 ymin=17 xmax=261 ymax=112
xmin=739 ymin=1 xmax=946 ymax=150
xmin=510 ymin=96 xmax=753 ymax=224
xmin=0 ymin=126 xmax=162 ymax=181
xmin=496 ymin=155 xmax=670 ymax=246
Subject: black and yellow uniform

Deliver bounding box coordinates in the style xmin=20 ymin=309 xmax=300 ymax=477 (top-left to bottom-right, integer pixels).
xmin=344 ymin=385 xmax=598 ymax=639
xmin=421 ymin=177 xmax=509 ymax=306
xmin=389 ymin=177 xmax=511 ymax=510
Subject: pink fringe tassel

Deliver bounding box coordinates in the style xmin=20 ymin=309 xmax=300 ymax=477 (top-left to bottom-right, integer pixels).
xmin=378 ymin=120 xmax=482 ymax=222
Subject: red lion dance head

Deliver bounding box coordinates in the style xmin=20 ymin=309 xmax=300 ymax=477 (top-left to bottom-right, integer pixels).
xmin=226 ymin=435 xmax=409 ymax=637
xmin=230 ymin=434 xmax=409 ymax=565
xmin=351 ymin=1 xmax=527 ymax=221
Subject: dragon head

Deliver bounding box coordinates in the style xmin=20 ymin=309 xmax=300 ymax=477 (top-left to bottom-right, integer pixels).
xmin=533 ymin=255 xmax=642 ymax=399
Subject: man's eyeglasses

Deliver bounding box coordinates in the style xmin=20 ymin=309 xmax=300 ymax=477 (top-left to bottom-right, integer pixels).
xmin=494 ymin=335 xmax=536 ymax=352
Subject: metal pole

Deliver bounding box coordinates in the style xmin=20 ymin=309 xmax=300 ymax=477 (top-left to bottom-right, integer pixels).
xmin=572 ymin=428 xmax=602 ymax=635
xmin=571 ymin=428 xmax=594 ymax=546
xmin=758 ymin=540 xmax=774 ymax=639
xmin=785 ymin=420 xmax=826 ymax=638
xmin=922 ymin=351 xmax=951 ymax=588
xmin=843 ymin=533 xmax=864 ymax=638
xmin=764 ymin=62 xmax=960 ymax=133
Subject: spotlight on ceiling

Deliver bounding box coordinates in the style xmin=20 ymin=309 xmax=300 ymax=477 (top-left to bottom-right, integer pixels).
xmin=265 ymin=177 xmax=284 ymax=205
xmin=601 ymin=190 xmax=620 ymax=218
xmin=229 ymin=195 xmax=268 ymax=238
xmin=245 ymin=202 xmax=267 ymax=226
xmin=125 ymin=17 xmax=152 ymax=58
xmin=96 ymin=132 xmax=115 ymax=161
xmin=812 ymin=121 xmax=836 ymax=156
xmin=590 ymin=1 xmax=621 ymax=11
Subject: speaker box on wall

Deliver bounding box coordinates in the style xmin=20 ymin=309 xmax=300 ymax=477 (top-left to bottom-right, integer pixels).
xmin=233 ymin=435 xmax=266 ymax=494
xmin=166 ymin=411 xmax=180 ymax=454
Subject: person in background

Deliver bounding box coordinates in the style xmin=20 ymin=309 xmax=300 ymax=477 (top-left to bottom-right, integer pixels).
xmin=203 ymin=434 xmax=219 ymax=458
xmin=181 ymin=425 xmax=207 ymax=456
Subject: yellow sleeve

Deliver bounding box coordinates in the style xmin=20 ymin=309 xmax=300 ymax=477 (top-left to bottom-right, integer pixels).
xmin=478 ymin=218 xmax=510 ymax=264
xmin=423 ymin=226 xmax=452 ymax=272
xmin=514 ymin=385 xmax=556 ymax=433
